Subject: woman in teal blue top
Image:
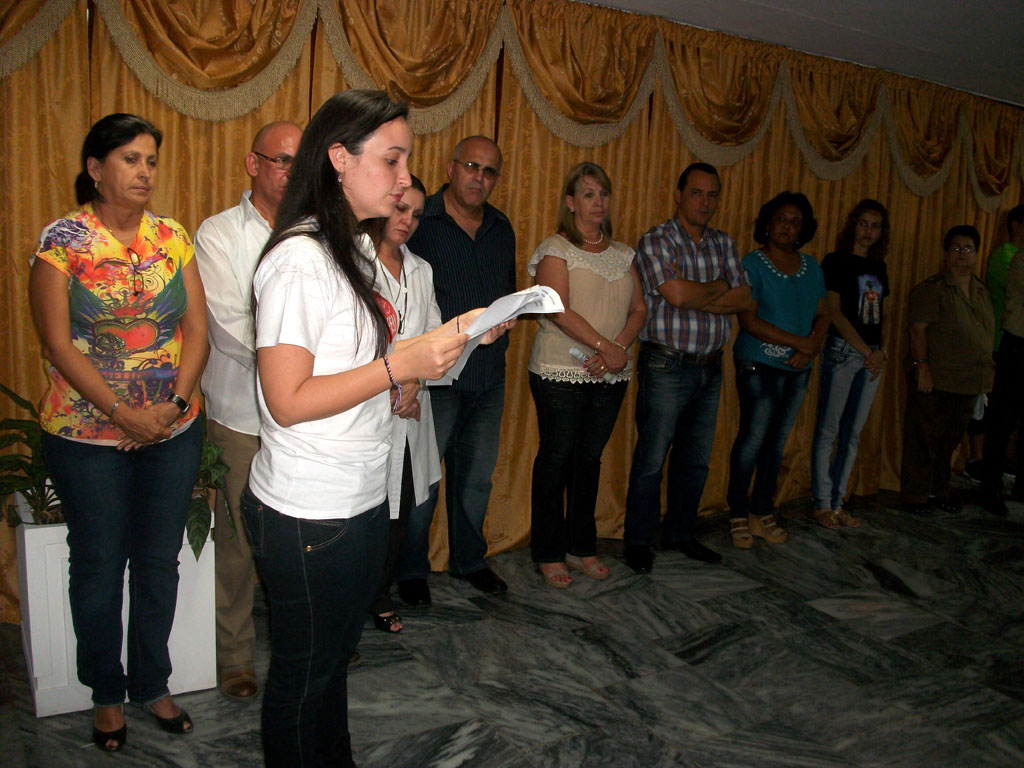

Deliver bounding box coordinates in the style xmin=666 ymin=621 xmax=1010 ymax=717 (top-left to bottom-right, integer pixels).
xmin=727 ymin=192 xmax=829 ymax=548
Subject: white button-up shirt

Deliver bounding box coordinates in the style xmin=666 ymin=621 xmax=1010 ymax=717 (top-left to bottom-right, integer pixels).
xmin=194 ymin=191 xmax=270 ymax=435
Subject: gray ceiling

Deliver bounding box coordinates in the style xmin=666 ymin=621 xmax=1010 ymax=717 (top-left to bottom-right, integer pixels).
xmin=584 ymin=0 xmax=1024 ymax=107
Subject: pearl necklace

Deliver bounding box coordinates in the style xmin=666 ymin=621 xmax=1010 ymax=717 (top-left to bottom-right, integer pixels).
xmin=581 ymin=232 xmax=604 ymax=246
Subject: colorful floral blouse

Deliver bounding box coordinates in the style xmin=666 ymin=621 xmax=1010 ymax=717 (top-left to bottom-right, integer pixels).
xmin=34 ymin=204 xmax=198 ymax=444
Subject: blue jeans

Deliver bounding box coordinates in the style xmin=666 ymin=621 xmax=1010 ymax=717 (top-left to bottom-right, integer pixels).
xmin=41 ymin=422 xmax=201 ymax=707
xmin=624 ymin=346 xmax=723 ymax=547
xmin=727 ymin=360 xmax=811 ymax=519
xmin=242 ymin=487 xmax=388 ymax=768
xmin=399 ymin=383 xmax=505 ymax=577
xmin=529 ymin=373 xmax=628 ymax=563
xmin=811 ymin=336 xmax=882 ymax=510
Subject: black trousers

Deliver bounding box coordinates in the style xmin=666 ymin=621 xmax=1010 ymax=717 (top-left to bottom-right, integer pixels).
xmin=900 ymin=385 xmax=975 ymax=504
xmin=981 ymin=331 xmax=1024 ymax=494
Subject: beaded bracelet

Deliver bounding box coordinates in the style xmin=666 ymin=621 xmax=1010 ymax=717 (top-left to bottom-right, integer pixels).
xmin=383 ymin=353 xmax=402 ymax=414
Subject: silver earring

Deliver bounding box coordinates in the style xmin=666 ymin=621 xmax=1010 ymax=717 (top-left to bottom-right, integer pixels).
xmin=338 ymin=173 xmax=342 ymax=183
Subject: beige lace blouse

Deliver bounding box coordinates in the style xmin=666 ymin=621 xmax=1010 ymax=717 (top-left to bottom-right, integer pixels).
xmin=527 ymin=234 xmax=636 ymax=383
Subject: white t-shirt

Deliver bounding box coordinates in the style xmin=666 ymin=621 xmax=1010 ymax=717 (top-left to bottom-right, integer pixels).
xmin=248 ymin=233 xmax=391 ymax=519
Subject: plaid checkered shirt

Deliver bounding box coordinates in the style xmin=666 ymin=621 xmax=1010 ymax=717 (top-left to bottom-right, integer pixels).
xmin=635 ymin=216 xmax=747 ymax=355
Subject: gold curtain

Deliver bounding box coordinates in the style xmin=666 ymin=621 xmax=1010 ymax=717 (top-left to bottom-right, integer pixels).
xmin=659 ymin=21 xmax=779 ymax=146
xmin=887 ymin=80 xmax=961 ymax=179
xmin=338 ymin=0 xmax=502 ymax=106
xmin=116 ymin=0 xmax=304 ymax=89
xmin=2 ymin=0 xmax=1023 ymax=622
xmin=0 ymin=0 xmax=45 ymax=44
xmin=788 ymin=62 xmax=881 ymax=161
xmin=507 ymin=0 xmax=655 ymax=124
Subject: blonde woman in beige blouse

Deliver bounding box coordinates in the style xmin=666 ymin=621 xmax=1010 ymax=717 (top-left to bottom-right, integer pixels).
xmin=528 ymin=162 xmax=647 ymax=588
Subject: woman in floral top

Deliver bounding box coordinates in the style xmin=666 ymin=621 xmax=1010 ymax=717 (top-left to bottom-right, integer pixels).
xmin=527 ymin=162 xmax=646 ymax=588
xmin=29 ymin=114 xmax=208 ymax=751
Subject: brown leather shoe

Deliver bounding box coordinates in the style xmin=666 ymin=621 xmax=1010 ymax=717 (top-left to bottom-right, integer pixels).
xmin=219 ymin=670 xmax=258 ymax=701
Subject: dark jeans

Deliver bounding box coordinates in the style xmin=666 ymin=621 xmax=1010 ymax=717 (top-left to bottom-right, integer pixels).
xmin=401 ymin=382 xmax=505 ymax=577
xmin=624 ymin=346 xmax=722 ymax=547
xmin=41 ymin=422 xmax=201 ymax=707
xmin=727 ymin=360 xmax=811 ymax=519
xmin=900 ymin=387 xmax=976 ymax=504
xmin=528 ymin=373 xmax=628 ymax=563
xmin=370 ymin=443 xmax=414 ymax=616
xmin=981 ymin=331 xmax=1024 ymax=494
xmin=242 ymin=486 xmax=388 ymax=768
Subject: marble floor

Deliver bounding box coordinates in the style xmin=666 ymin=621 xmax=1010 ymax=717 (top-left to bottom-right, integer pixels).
xmin=3 ymin=483 xmax=1023 ymax=767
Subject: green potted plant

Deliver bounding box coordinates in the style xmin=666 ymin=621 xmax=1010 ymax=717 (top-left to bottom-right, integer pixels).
xmin=0 ymin=383 xmax=61 ymax=525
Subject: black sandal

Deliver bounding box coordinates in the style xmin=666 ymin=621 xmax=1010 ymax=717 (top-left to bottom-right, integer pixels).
xmin=372 ymin=612 xmax=402 ymax=633
xmin=142 ymin=702 xmax=193 ymax=734
xmin=92 ymin=723 xmax=127 ymax=752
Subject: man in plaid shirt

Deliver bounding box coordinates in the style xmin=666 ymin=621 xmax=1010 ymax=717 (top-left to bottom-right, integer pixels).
xmin=623 ymin=163 xmax=752 ymax=573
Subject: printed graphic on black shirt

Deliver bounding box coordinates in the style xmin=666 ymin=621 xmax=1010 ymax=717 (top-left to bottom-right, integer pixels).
xmin=857 ymin=275 xmax=882 ymax=326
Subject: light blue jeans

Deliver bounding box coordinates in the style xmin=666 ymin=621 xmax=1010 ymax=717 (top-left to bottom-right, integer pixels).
xmin=811 ymin=336 xmax=882 ymax=511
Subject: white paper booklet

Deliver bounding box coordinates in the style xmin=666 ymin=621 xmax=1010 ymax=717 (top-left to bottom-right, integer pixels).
xmin=429 ymin=285 xmax=564 ymax=386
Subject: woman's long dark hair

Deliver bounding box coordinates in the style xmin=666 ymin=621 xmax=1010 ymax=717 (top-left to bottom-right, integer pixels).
xmin=75 ymin=114 xmax=162 ymax=205
xmin=836 ymin=198 xmax=890 ymax=259
xmin=258 ymin=90 xmax=409 ymax=357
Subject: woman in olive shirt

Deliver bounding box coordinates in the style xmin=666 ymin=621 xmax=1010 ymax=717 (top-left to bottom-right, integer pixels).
xmin=901 ymin=225 xmax=995 ymax=512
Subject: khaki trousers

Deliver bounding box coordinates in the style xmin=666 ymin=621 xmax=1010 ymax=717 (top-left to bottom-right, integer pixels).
xmin=207 ymin=419 xmax=260 ymax=674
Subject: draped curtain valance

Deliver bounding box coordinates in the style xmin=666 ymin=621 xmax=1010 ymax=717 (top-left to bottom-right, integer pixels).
xmin=2 ymin=0 xmax=1021 ymax=207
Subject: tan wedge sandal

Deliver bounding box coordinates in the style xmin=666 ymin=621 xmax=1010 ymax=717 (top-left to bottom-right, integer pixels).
xmin=749 ymin=513 xmax=787 ymax=543
xmin=730 ymin=517 xmax=753 ymax=548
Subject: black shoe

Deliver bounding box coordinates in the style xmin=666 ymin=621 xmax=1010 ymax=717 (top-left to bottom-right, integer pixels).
xmin=900 ymin=498 xmax=929 ymax=514
xmin=397 ymin=578 xmax=432 ymax=607
xmin=963 ymin=460 xmax=984 ymax=484
xmin=451 ymin=567 xmax=507 ymax=594
xmin=979 ymin=489 xmax=1010 ymax=517
xmin=933 ymin=497 xmax=962 ymax=514
xmin=141 ymin=701 xmax=193 ymax=735
xmin=623 ymin=545 xmax=652 ymax=574
xmin=669 ymin=538 xmax=723 ymax=564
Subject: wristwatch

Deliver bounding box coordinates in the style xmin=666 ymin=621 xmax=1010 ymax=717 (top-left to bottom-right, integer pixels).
xmin=168 ymin=393 xmax=191 ymax=415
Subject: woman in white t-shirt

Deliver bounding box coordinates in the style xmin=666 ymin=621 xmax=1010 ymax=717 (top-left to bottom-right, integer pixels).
xmin=241 ymin=90 xmax=502 ymax=768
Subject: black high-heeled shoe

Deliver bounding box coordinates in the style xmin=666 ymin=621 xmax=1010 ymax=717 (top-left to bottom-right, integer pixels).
xmin=92 ymin=706 xmax=127 ymax=752
xmin=142 ymin=701 xmax=193 ymax=734
xmin=92 ymin=723 xmax=127 ymax=752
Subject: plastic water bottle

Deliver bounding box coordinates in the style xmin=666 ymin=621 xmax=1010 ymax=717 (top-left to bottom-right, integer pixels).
xmin=569 ymin=346 xmax=616 ymax=383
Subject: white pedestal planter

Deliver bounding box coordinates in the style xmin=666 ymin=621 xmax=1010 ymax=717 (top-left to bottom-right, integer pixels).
xmin=15 ymin=503 xmax=216 ymax=717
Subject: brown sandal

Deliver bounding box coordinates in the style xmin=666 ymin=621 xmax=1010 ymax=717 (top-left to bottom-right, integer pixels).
xmin=749 ymin=513 xmax=787 ymax=543
xmin=730 ymin=518 xmax=753 ymax=548
xmin=834 ymin=508 xmax=861 ymax=527
xmin=813 ymin=508 xmax=840 ymax=529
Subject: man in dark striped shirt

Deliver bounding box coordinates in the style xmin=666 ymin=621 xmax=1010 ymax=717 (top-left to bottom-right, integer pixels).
xmin=623 ymin=163 xmax=752 ymax=574
xmin=397 ymin=136 xmax=517 ymax=600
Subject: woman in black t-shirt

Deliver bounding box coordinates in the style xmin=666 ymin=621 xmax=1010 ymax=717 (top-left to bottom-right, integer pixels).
xmin=810 ymin=199 xmax=891 ymax=528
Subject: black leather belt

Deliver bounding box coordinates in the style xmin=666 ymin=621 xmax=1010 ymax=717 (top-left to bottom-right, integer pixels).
xmin=641 ymin=341 xmax=723 ymax=365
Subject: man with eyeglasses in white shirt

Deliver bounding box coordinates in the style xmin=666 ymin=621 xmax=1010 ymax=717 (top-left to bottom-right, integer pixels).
xmin=193 ymin=121 xmax=302 ymax=701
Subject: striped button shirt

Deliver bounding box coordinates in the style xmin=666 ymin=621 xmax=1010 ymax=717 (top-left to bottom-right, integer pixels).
xmin=636 ymin=216 xmax=747 ymax=354
xmin=408 ymin=185 xmax=517 ymax=391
